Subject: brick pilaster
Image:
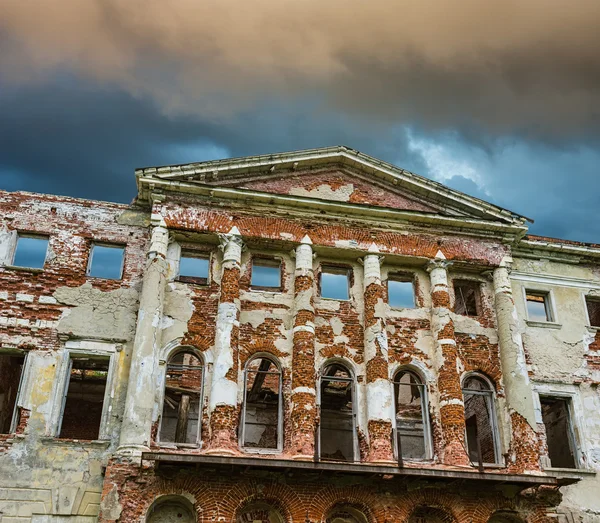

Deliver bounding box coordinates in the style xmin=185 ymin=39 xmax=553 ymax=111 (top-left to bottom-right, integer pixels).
xmin=290 ymin=235 xmax=317 ymax=459
xmin=427 ymin=256 xmax=469 ymax=466
xmin=363 ymin=244 xmax=394 ymax=462
xmin=208 ymin=226 xmax=243 ymax=453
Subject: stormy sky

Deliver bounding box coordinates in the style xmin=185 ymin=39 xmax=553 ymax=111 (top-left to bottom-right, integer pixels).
xmin=1 ymin=0 xmax=599 ymax=242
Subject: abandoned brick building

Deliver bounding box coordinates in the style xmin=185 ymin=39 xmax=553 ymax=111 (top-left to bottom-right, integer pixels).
xmin=0 ymin=146 xmax=599 ymax=522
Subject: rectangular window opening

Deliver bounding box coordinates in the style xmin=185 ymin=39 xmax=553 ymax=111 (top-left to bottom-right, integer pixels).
xmin=242 ymin=359 xmax=281 ymax=450
xmin=540 ymin=396 xmax=577 ymax=469
xmin=58 ymin=357 xmax=109 ymax=440
xmin=12 ymin=235 xmax=49 ymax=269
xmin=0 ymin=353 xmax=26 ymax=434
xmin=388 ymin=277 xmax=416 ymax=309
xmin=320 ymin=373 xmax=355 ymax=462
xmin=463 ymin=391 xmax=497 ymax=463
xmin=585 ymin=296 xmax=600 ymax=328
xmin=394 ymin=379 xmax=427 ymax=460
xmin=178 ymin=253 xmax=209 ymax=284
xmin=88 ymin=244 xmax=125 ymax=280
xmin=454 ymin=280 xmax=480 ymax=316
xmin=526 ymin=291 xmax=553 ymax=322
xmin=251 ymin=258 xmax=282 ymax=290
xmin=320 ymin=266 xmax=350 ymax=300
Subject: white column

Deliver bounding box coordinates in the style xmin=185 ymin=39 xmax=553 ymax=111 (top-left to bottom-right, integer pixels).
xmin=118 ymin=219 xmax=169 ymax=454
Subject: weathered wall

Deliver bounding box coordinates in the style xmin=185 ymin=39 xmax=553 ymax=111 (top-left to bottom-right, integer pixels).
xmin=0 ymin=191 xmax=149 ymax=520
xmin=512 ymin=256 xmax=600 ymax=522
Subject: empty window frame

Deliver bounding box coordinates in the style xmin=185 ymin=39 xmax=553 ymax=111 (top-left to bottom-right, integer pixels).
xmin=320 ymin=266 xmax=350 ymax=300
xmin=251 ymin=258 xmax=282 ymax=290
xmin=585 ymin=296 xmax=600 ymax=328
xmin=12 ymin=235 xmax=49 ymax=269
xmin=319 ymin=363 xmax=357 ymax=462
xmin=462 ymin=374 xmax=500 ymax=464
xmin=540 ymin=396 xmax=578 ymax=469
xmin=58 ymin=356 xmax=111 ymax=440
xmin=454 ymin=280 xmax=481 ymax=316
xmin=159 ymin=351 xmax=204 ymax=445
xmin=87 ymin=243 xmax=125 ymax=280
xmin=241 ymin=356 xmax=282 ymax=450
xmin=388 ymin=276 xmax=416 ymax=309
xmin=0 ymin=352 xmax=26 ymax=434
xmin=525 ymin=291 xmax=553 ymax=322
xmin=178 ymin=253 xmax=210 ymax=284
xmin=393 ymin=369 xmax=430 ymax=460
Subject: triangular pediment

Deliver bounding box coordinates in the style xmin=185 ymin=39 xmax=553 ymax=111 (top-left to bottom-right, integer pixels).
xmin=136 ymin=146 xmax=527 ymax=226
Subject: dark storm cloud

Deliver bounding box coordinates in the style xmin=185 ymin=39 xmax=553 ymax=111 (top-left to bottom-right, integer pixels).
xmin=0 ymin=0 xmax=599 ymax=242
xmin=1 ymin=0 xmax=599 ymax=140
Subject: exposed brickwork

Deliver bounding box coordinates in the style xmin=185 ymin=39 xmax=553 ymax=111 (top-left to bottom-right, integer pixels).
xmin=98 ymin=459 xmax=558 ymax=522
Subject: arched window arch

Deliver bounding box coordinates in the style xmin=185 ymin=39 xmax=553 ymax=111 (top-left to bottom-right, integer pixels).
xmin=241 ymin=355 xmax=282 ymax=451
xmin=147 ymin=495 xmax=196 ymax=523
xmin=325 ymin=504 xmax=369 ymax=523
xmin=159 ymin=349 xmax=204 ymax=445
xmin=319 ymin=361 xmax=357 ymax=462
xmin=462 ymin=373 xmax=501 ymax=465
xmin=236 ymin=501 xmax=286 ymax=523
xmin=393 ymin=368 xmax=432 ymax=461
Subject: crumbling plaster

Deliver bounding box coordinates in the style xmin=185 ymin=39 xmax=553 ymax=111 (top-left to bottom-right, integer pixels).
xmin=512 ymin=256 xmax=600 ymax=521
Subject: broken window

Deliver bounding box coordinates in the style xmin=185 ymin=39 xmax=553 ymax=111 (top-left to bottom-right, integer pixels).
xmin=251 ymin=258 xmax=282 ymax=290
xmin=160 ymin=351 xmax=204 ymax=445
xmin=325 ymin=505 xmax=369 ymax=523
xmin=525 ymin=291 xmax=553 ymax=322
xmin=88 ymin=243 xmax=125 ymax=279
xmin=12 ymin=235 xmax=48 ymax=269
xmin=178 ymin=253 xmax=210 ymax=284
xmin=241 ymin=357 xmax=282 ymax=450
xmin=236 ymin=502 xmax=285 ymax=523
xmin=0 ymin=352 xmax=26 ymax=434
xmin=319 ymin=363 xmax=356 ymax=462
xmin=388 ymin=276 xmax=416 ymax=309
xmin=393 ymin=369 xmax=430 ymax=460
xmin=462 ymin=375 xmax=500 ymax=464
xmin=453 ymin=280 xmax=480 ymax=316
xmin=585 ymin=296 xmax=600 ymax=327
xmin=540 ymin=396 xmax=577 ymax=469
xmin=58 ymin=356 xmax=110 ymax=440
xmin=321 ymin=266 xmax=350 ymax=300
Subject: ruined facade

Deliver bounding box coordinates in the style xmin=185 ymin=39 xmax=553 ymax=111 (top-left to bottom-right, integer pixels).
xmin=0 ymin=146 xmax=598 ymax=522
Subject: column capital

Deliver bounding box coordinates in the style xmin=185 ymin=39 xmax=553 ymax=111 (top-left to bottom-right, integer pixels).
xmin=426 ymin=258 xmax=452 ymax=273
xmin=218 ymin=227 xmax=245 ymax=264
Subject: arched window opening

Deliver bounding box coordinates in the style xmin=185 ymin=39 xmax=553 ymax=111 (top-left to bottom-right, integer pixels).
xmin=393 ymin=369 xmax=430 ymax=460
xmin=147 ymin=496 xmax=196 ymax=523
xmin=241 ymin=357 xmax=282 ymax=450
xmin=488 ymin=511 xmax=525 ymax=523
xmin=319 ymin=363 xmax=356 ymax=462
xmin=159 ymin=351 xmax=203 ymax=445
xmin=462 ymin=374 xmax=500 ymax=464
xmin=408 ymin=506 xmax=455 ymax=523
xmin=236 ymin=501 xmax=286 ymax=523
xmin=325 ymin=505 xmax=369 ymax=523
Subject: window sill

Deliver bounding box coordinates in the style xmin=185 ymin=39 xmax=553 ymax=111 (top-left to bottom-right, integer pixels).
xmin=1 ymin=264 xmax=44 ymax=273
xmin=471 ymin=462 xmax=505 ymax=469
xmin=86 ymin=275 xmax=123 ymax=282
xmin=249 ymin=287 xmax=283 ymax=293
xmin=586 ymin=325 xmax=600 ymax=333
xmin=318 ymin=296 xmax=351 ymax=302
xmin=526 ymin=320 xmax=562 ymax=329
xmin=242 ymin=447 xmax=282 ymax=455
xmin=158 ymin=442 xmax=201 ymax=449
xmin=40 ymin=437 xmax=111 ymax=447
xmin=177 ymin=277 xmax=209 ymax=286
